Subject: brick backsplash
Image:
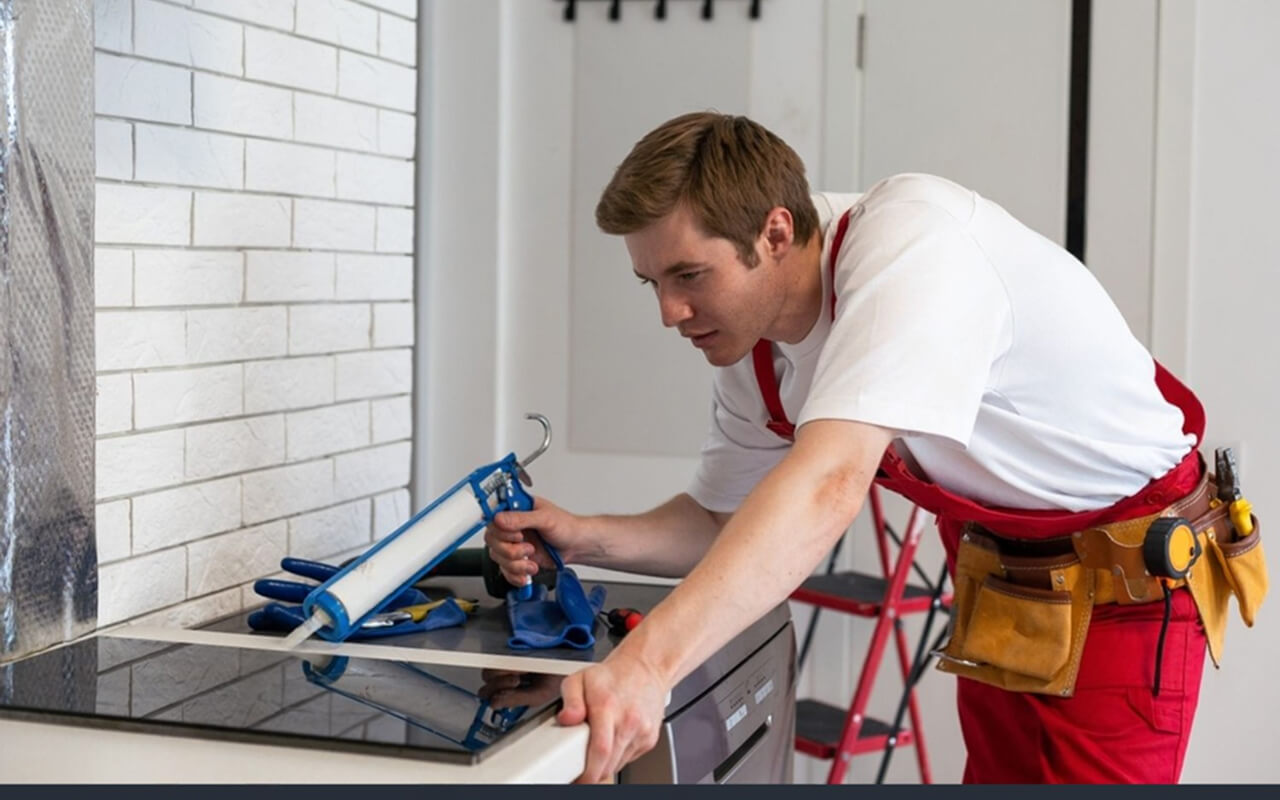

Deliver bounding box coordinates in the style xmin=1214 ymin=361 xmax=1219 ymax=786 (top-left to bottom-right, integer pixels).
xmin=93 ymin=0 xmax=417 ymax=628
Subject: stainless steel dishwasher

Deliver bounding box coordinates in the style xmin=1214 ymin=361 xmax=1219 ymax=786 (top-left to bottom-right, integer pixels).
xmin=622 ymin=612 xmax=796 ymax=783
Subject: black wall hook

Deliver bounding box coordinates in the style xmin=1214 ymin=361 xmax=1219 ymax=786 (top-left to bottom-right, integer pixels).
xmin=558 ymin=0 xmax=762 ymax=23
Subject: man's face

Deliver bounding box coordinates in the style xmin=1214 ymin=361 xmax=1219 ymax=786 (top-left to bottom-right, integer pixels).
xmin=625 ymin=205 xmax=784 ymax=367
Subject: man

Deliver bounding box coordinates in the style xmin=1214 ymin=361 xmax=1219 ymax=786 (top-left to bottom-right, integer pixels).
xmin=484 ymin=112 xmax=1264 ymax=783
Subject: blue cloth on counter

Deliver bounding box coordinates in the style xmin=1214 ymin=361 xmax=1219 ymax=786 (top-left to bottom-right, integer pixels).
xmin=506 ymin=559 xmax=606 ymax=650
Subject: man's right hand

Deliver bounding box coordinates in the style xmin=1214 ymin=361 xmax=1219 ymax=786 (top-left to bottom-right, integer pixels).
xmin=485 ymin=496 xmax=584 ymax=586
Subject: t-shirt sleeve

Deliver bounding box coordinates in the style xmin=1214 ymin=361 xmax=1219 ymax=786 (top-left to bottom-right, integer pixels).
xmin=686 ymin=379 xmax=789 ymax=514
xmin=796 ymin=201 xmax=1013 ymax=446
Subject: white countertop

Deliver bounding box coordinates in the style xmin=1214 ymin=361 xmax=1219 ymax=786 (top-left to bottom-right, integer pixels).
xmin=0 ymin=625 xmax=592 ymax=783
xmin=0 ymin=711 xmax=587 ymax=783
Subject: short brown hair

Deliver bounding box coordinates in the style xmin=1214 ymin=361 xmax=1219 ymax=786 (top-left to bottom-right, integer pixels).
xmin=595 ymin=112 xmax=819 ymax=267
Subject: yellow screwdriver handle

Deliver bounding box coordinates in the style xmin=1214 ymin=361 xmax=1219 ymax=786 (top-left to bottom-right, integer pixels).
xmin=401 ymin=598 xmax=479 ymax=621
xmin=1230 ymin=498 xmax=1254 ymax=538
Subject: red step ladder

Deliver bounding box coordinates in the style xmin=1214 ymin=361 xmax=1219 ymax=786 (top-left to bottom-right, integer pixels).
xmin=790 ymin=486 xmax=951 ymax=784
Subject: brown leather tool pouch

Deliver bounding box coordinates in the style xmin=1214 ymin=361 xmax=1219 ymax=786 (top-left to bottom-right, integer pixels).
xmin=936 ymin=528 xmax=1095 ymax=697
xmin=1185 ymin=504 xmax=1267 ymax=665
xmin=1217 ymin=520 xmax=1267 ymax=624
xmin=937 ymin=471 xmax=1267 ymax=689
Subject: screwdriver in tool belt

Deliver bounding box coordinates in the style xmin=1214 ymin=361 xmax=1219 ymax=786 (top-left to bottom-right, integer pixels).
xmin=1213 ymin=448 xmax=1254 ymax=538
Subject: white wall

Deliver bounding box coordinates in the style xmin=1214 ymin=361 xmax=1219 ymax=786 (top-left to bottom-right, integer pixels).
xmin=1170 ymin=0 xmax=1280 ymax=782
xmin=1087 ymin=1 xmax=1280 ymax=781
xmin=91 ymin=0 xmax=417 ymax=628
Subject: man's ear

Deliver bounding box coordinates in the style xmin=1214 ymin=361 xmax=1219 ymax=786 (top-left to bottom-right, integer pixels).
xmin=762 ymin=207 xmax=795 ymax=257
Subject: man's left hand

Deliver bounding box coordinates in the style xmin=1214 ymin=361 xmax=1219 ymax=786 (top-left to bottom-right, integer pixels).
xmin=558 ymin=651 xmax=668 ymax=783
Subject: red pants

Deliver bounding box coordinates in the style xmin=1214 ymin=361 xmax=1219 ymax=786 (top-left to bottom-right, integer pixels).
xmin=957 ymin=587 xmax=1206 ymax=783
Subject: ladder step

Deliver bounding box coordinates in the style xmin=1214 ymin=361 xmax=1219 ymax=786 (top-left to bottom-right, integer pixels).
xmin=794 ymin=699 xmax=915 ymax=760
xmin=791 ymin=571 xmax=941 ymax=616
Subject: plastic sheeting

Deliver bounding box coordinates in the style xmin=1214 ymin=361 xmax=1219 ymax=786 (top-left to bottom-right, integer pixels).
xmin=0 ymin=0 xmax=96 ymax=666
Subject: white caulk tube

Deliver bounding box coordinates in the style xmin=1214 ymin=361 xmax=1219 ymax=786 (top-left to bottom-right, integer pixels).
xmin=280 ymin=415 xmax=550 ymax=649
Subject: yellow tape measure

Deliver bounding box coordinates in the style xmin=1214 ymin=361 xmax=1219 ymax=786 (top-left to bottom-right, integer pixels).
xmin=1143 ymin=517 xmax=1201 ymax=580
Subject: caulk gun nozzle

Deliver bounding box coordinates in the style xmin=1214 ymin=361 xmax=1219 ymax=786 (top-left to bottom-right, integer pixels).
xmin=281 ymin=612 xmax=325 ymax=649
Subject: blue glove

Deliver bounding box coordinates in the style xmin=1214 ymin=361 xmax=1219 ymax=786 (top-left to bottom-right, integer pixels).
xmin=505 ymin=546 xmax=606 ymax=650
xmin=248 ymin=557 xmax=470 ymax=639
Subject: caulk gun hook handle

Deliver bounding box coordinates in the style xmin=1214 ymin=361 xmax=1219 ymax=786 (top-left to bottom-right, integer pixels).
xmin=518 ymin=413 xmax=552 ymax=468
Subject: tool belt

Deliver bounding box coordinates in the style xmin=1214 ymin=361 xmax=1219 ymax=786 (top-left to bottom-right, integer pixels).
xmin=936 ymin=470 xmax=1268 ymax=697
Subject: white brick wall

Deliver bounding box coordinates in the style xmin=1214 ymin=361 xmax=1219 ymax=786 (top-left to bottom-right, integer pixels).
xmin=245 ymin=28 xmax=338 ymax=94
xmin=289 ymin=499 xmax=372 ymax=561
xmin=96 ymin=373 xmax=133 ymax=434
xmin=96 ymin=184 xmax=192 ymax=245
xmin=95 ymin=120 xmax=132 ymax=180
xmin=373 ymin=488 xmax=411 ymax=539
xmin=295 ymin=198 xmax=376 ymax=250
xmin=336 ymin=254 xmax=412 ymax=299
xmin=94 ymin=0 xmax=417 ymax=629
xmin=135 ymin=0 xmax=244 ymax=74
xmin=286 ymin=401 xmax=370 ymax=461
xmin=96 ymin=500 xmax=132 ymax=563
xmin=245 ymin=140 xmax=336 ymax=198
xmin=94 ymin=248 xmax=133 ymax=306
xmin=133 ymin=364 xmax=242 ymax=428
xmin=375 ymin=206 xmax=414 ymax=253
xmin=134 ymin=249 xmax=244 ymax=306
xmin=288 ymin=304 xmax=371 ymax=355
xmin=135 ymin=126 xmax=244 ymax=191
xmin=245 ymin=250 xmax=335 ymax=301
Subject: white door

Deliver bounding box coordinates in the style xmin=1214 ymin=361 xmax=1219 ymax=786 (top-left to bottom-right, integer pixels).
xmin=861 ymin=0 xmax=1073 ymax=244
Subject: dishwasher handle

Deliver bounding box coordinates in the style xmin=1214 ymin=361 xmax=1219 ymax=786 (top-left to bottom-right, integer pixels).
xmin=712 ymin=714 xmax=773 ymax=784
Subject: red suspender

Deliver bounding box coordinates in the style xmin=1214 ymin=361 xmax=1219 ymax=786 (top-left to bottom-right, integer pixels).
xmin=751 ymin=208 xmax=855 ymax=442
xmin=752 ymin=343 xmax=797 ymax=440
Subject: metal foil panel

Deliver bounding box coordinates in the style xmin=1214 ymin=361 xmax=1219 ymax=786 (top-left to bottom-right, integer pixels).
xmin=0 ymin=0 xmax=96 ymax=664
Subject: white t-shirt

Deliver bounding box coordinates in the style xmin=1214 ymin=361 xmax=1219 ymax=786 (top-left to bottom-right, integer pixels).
xmin=688 ymin=173 xmax=1195 ymax=514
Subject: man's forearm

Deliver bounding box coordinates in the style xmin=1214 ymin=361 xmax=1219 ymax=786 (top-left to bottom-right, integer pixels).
xmin=612 ymin=420 xmax=892 ymax=689
xmin=573 ymin=493 xmax=726 ymax=577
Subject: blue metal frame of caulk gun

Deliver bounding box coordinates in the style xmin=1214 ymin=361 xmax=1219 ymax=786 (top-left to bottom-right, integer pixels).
xmin=292 ymin=413 xmax=553 ymax=645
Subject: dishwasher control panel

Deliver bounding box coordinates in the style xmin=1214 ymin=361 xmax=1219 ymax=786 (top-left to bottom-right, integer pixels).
xmin=623 ymin=620 xmax=796 ymax=784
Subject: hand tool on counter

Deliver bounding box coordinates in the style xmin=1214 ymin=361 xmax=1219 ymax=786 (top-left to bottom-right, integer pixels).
xmin=281 ymin=413 xmax=555 ymax=648
xmin=249 ymin=557 xmax=478 ymax=639
xmin=602 ymin=607 xmax=644 ymax=637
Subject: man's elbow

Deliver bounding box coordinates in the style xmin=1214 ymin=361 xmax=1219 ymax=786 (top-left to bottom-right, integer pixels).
xmin=812 ymin=463 xmax=868 ymax=538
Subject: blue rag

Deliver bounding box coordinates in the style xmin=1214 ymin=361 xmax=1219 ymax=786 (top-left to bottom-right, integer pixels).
xmin=505 ymin=557 xmax=606 ymax=650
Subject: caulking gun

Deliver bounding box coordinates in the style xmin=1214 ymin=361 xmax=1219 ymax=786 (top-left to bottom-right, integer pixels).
xmin=282 ymin=413 xmax=552 ymax=649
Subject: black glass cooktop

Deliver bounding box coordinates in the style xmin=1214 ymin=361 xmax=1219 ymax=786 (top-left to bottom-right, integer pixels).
xmin=0 ymin=635 xmax=564 ymax=764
